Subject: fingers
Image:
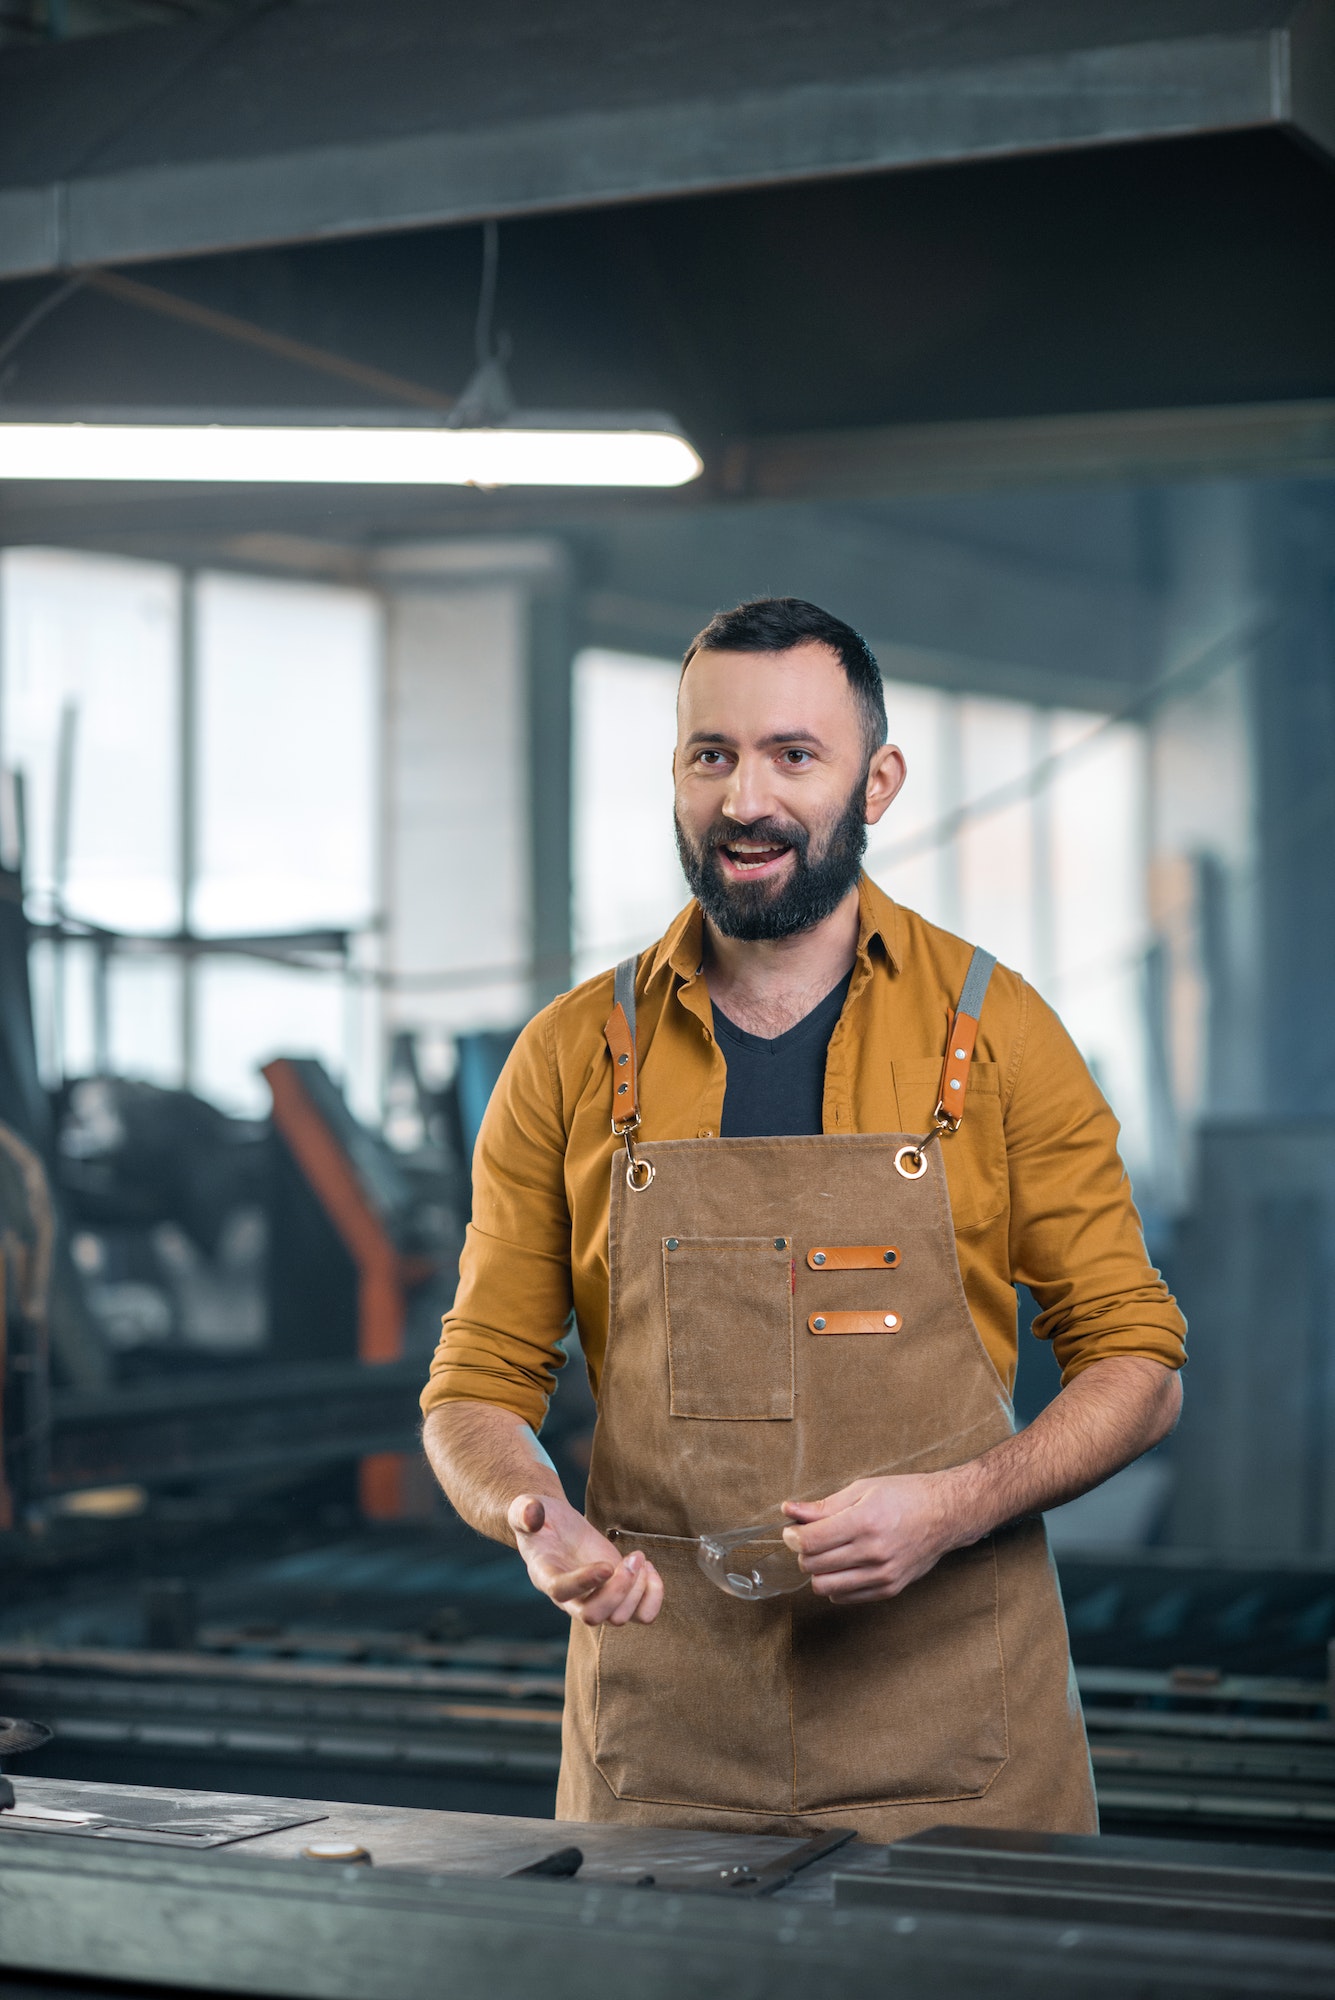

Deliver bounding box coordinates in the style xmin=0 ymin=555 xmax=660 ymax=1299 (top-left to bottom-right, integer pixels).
xmin=606 ymin=1552 xmax=654 ymax=1626
xmin=782 ymin=1479 xmax=869 ymax=1523
xmin=548 ymin=1560 xmax=614 ymax=1604
xmin=634 ymin=1562 xmax=665 ymax=1624
xmin=508 ymin=1493 xmax=547 ymax=1538
xmin=783 ymin=1511 xmax=862 ymax=1561
xmin=794 ymin=1537 xmax=876 ymax=1575
xmin=554 ymin=1550 xmax=661 ymax=1627
xmin=810 ymin=1565 xmax=901 ymax=1603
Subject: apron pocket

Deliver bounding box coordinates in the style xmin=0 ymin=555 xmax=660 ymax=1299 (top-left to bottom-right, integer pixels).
xmin=593 ymin=1536 xmax=795 ymax=1812
xmin=791 ymin=1538 xmax=1008 ymax=1811
xmin=663 ymin=1235 xmax=794 ymax=1420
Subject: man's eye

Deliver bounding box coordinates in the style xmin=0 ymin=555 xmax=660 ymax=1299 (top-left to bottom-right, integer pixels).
xmin=697 ymin=750 xmax=726 ymax=766
xmin=781 ymin=749 xmax=812 ymax=766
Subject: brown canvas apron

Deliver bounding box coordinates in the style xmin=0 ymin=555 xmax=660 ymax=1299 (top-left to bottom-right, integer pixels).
xmin=557 ymin=949 xmax=1097 ymax=1840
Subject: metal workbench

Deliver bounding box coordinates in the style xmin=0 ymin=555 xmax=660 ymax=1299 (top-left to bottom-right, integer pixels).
xmin=3 ymin=1776 xmax=1335 ymax=1999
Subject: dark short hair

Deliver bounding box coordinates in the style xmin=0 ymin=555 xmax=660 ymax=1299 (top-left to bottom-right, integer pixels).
xmin=681 ymin=597 xmax=887 ymax=760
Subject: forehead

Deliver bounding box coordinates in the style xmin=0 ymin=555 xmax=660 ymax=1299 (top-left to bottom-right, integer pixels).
xmin=677 ymin=641 xmax=858 ymax=738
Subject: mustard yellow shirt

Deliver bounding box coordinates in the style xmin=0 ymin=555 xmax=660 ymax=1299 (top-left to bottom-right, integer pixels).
xmin=422 ymin=874 xmax=1186 ymax=1430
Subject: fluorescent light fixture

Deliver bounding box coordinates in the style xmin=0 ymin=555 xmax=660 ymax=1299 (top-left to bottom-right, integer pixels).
xmin=0 ymin=421 xmax=703 ymax=488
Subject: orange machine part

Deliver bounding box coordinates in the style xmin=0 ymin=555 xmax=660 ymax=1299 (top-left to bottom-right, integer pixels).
xmin=263 ymin=1060 xmax=424 ymax=1520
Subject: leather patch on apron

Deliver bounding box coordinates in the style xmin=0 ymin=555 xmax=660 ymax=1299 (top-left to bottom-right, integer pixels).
xmin=807 ymin=1310 xmax=903 ymax=1334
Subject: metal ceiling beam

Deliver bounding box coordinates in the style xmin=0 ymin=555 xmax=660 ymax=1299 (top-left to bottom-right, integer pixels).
xmin=0 ymin=1 xmax=1331 ymax=278
xmin=726 ymin=400 xmax=1335 ymax=502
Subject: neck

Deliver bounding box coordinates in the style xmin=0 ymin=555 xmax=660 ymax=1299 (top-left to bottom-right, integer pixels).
xmin=702 ymin=882 xmax=861 ymax=1038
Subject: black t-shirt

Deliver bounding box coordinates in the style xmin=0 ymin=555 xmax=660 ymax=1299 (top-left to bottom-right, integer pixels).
xmin=713 ymin=972 xmax=853 ymax=1138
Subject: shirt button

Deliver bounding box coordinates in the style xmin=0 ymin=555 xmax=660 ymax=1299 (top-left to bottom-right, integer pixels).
xmin=697 ymin=1127 xmax=713 ymax=1138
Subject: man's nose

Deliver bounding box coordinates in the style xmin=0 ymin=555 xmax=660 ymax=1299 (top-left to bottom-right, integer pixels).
xmin=721 ymin=754 xmax=779 ymax=826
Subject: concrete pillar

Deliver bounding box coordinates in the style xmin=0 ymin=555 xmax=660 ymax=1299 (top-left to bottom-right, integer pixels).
xmin=1250 ymin=487 xmax=1335 ymax=1115
xmin=1160 ymin=480 xmax=1335 ymax=1555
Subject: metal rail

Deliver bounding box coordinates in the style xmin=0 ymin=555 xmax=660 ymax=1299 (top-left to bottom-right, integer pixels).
xmin=3 ymin=1641 xmax=1332 ymax=1840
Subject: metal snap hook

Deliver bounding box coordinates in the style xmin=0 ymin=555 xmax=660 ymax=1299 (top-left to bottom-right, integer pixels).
xmin=614 ymin=1113 xmax=655 ymax=1190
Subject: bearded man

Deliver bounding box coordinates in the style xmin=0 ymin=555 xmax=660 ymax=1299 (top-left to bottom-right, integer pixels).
xmin=422 ymin=596 xmax=1185 ymax=1839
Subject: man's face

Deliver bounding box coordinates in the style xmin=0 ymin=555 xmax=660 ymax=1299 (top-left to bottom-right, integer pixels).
xmin=673 ymin=642 xmax=905 ymax=942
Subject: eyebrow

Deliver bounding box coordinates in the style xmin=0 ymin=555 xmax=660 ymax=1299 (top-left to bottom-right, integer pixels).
xmin=683 ymin=728 xmax=830 ymax=752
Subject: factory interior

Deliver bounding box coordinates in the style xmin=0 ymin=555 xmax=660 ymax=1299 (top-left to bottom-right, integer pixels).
xmin=1 ymin=3 xmax=1334 ymax=1995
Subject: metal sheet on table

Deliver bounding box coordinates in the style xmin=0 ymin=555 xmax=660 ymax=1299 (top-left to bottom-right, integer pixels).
xmin=1 ymin=1776 xmax=325 ymax=1847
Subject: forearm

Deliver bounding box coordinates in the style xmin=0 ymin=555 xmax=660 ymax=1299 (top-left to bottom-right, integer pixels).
xmin=941 ymin=1355 xmax=1182 ymax=1547
xmin=422 ymin=1400 xmax=567 ymax=1547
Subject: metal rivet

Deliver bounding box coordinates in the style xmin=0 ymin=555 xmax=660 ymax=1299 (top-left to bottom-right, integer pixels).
xmin=666 ymin=1238 xmax=679 ymax=1251
xmin=812 ymin=1316 xmax=826 ymax=1330
xmin=813 ymin=1250 xmax=826 ymax=1265
xmin=883 ymin=1250 xmax=895 ymax=1264
xmin=949 ymin=1078 xmax=962 ymax=1090
xmin=885 ymin=1314 xmax=897 ymax=1328
xmin=618 ymin=1052 xmax=628 ymax=1066
xmin=617 ymin=1081 xmax=628 ymax=1094
xmin=774 ymin=1238 xmax=786 ymax=1250
xmin=955 ymin=1049 xmax=967 ymax=1060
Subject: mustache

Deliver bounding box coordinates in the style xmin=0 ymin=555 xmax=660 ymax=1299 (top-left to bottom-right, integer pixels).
xmin=699 ymin=815 xmax=809 ymax=858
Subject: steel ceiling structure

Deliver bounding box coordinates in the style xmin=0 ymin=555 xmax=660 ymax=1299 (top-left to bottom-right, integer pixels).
xmin=0 ymin=0 xmax=1333 ymax=543
xmin=2 ymin=0 xmax=1333 ymax=276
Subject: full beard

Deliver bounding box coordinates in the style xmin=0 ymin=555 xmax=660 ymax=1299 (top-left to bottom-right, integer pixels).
xmin=674 ymin=782 xmax=868 ymax=942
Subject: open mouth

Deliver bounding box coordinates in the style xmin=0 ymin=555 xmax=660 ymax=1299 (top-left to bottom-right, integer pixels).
xmin=716 ymin=839 xmax=793 ymax=879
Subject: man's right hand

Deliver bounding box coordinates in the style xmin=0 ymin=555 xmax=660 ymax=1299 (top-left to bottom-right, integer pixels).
xmin=507 ymin=1493 xmax=663 ymax=1626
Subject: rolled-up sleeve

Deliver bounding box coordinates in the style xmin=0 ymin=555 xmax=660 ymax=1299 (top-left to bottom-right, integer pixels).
xmin=420 ymin=1003 xmax=573 ymax=1431
xmin=1004 ymin=982 xmax=1187 ymax=1385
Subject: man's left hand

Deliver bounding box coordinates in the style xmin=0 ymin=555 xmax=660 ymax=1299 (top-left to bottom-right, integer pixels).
xmin=781 ymin=1474 xmax=956 ymax=1603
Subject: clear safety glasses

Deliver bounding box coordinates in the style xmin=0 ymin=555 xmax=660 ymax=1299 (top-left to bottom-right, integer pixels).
xmin=696 ymin=1515 xmax=809 ymax=1600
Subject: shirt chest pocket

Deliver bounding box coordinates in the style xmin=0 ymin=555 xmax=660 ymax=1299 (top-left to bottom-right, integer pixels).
xmin=891 ymin=1058 xmax=1007 ymax=1233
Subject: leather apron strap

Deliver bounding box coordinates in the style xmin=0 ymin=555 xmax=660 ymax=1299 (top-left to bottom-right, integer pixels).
xmin=936 ymin=947 xmax=997 ymax=1128
xmin=604 ymin=946 xmax=997 ymax=1134
xmin=604 ymin=956 xmax=652 ymax=1189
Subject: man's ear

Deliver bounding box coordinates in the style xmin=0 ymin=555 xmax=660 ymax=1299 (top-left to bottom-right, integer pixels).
xmin=864 ymin=744 xmax=907 ymax=826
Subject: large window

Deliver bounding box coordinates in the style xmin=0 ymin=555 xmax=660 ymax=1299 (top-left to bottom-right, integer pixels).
xmin=0 ymin=551 xmax=381 ymax=1118
xmin=572 ymin=649 xmax=1152 ymax=1183
xmin=573 ymin=649 xmax=687 ymax=981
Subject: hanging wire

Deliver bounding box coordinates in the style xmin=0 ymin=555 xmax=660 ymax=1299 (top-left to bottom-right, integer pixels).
xmin=447 ymin=219 xmax=514 ymax=428
xmin=0 ymin=275 xmax=85 ymax=393
xmin=475 ymin=218 xmax=500 ymax=369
